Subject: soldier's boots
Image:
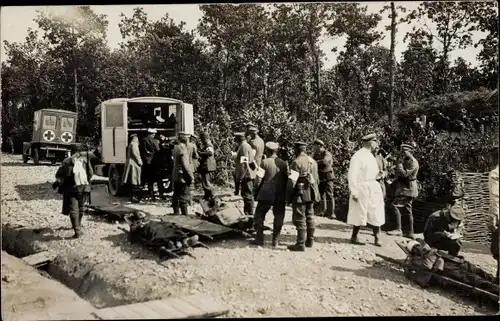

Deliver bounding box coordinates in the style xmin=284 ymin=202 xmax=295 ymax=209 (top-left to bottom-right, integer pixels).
xmin=70 ymin=215 xmax=82 ymax=239
xmin=173 ymin=205 xmax=180 ymax=216
xmin=250 ymin=229 xmax=264 ymax=246
xmin=182 ymin=235 xmax=199 ymax=248
xmin=350 ymin=226 xmax=365 ymax=245
xmin=288 ymin=229 xmax=306 ymax=252
xmin=305 ymin=228 xmax=315 ymax=248
xmin=272 ymin=227 xmax=282 ymax=247
xmin=325 ymin=200 xmax=335 ymax=219
xmin=180 ymin=206 xmax=189 ymax=216
xmin=373 ymin=226 xmax=382 ymax=247
xmin=387 ymin=229 xmax=402 ymax=236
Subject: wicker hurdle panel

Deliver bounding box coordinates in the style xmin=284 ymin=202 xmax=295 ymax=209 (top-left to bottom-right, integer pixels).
xmin=458 ymin=171 xmax=492 ymax=245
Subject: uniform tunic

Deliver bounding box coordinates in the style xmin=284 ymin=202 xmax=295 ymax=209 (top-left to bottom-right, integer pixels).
xmin=347 ymin=148 xmax=385 ymax=227
xmin=249 ymin=135 xmax=265 ymax=167
xmin=186 ymin=141 xmax=200 ymax=173
xmin=254 ymin=155 xmax=289 ymax=230
xmin=172 ymin=143 xmax=194 ymax=208
xmin=314 ymin=149 xmax=335 ymax=216
xmin=234 ymin=140 xmax=256 ymax=202
xmin=198 ymin=140 xmax=217 ymax=199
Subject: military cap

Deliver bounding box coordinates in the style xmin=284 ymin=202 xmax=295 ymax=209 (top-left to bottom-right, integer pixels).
xmin=177 ymin=131 xmax=190 ymax=137
xmin=130 ymin=133 xmax=138 ymax=138
xmin=247 ymin=125 xmax=259 ymax=132
xmin=265 ymin=142 xmax=279 ymax=151
xmin=449 ymin=203 xmax=466 ymax=221
xmin=234 ymin=132 xmax=246 ymax=137
xmin=147 ymin=128 xmax=157 ymax=134
xmin=294 ymin=141 xmax=308 ymax=147
xmin=361 ymin=133 xmax=377 ymax=141
xmin=313 ymin=139 xmax=325 ymax=146
xmin=400 ymin=143 xmax=415 ymax=151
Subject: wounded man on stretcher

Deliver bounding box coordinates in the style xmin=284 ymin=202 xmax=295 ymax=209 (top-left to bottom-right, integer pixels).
xmin=401 ymin=239 xmax=499 ymax=298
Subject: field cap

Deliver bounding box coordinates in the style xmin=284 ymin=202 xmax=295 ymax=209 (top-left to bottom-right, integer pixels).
xmin=294 ymin=141 xmax=307 ymax=147
xmin=177 ymin=131 xmax=190 ymax=138
xmin=361 ymin=133 xmax=377 ymax=141
xmin=234 ymin=132 xmax=245 ymax=138
xmin=147 ymin=128 xmax=157 ymax=134
xmin=247 ymin=125 xmax=259 ymax=132
xmin=449 ymin=203 xmax=466 ymax=221
xmin=313 ymin=139 xmax=325 ymax=146
xmin=401 ymin=143 xmax=415 ymax=151
xmin=265 ymin=142 xmax=279 ymax=151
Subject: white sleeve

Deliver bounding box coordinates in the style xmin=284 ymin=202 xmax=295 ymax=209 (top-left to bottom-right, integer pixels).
xmin=348 ymin=154 xmax=361 ymax=198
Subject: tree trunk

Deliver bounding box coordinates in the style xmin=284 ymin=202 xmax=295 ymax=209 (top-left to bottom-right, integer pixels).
xmin=388 ymin=2 xmax=397 ymax=127
xmin=74 ymin=67 xmax=78 ymax=113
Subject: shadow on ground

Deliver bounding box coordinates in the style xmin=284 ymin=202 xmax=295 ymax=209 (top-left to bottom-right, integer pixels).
xmin=14 ymin=182 xmax=60 ymax=201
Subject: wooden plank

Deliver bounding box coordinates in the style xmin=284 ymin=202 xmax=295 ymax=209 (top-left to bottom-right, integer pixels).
xmin=93 ymin=308 xmax=123 ymax=320
xmin=166 ymin=297 xmax=206 ymax=318
xmin=21 ymin=251 xmax=56 ymax=267
xmin=146 ymin=300 xmax=188 ymax=319
xmin=115 ymin=304 xmax=147 ymax=319
xmin=125 ymin=301 xmax=165 ymax=319
xmin=180 ymin=294 xmax=229 ymax=317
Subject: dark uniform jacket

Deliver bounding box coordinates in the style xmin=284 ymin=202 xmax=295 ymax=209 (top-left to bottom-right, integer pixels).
xmin=235 ymin=140 xmax=256 ymax=183
xmin=172 ymin=143 xmax=194 ymax=184
xmin=394 ymin=154 xmax=419 ymax=198
xmin=255 ymin=155 xmax=288 ymax=203
xmin=288 ymin=153 xmax=320 ymax=204
xmin=313 ymin=149 xmax=334 ymax=182
xmin=423 ymin=208 xmax=460 ymax=245
xmin=198 ymin=140 xmax=217 ymax=173
xmin=249 ymin=135 xmax=265 ymax=167
xmin=141 ymin=135 xmax=160 ymax=165
xmin=186 ymin=141 xmax=200 ymax=172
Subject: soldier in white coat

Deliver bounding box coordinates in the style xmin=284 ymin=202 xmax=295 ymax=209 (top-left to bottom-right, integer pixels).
xmin=347 ymin=133 xmax=385 ymax=247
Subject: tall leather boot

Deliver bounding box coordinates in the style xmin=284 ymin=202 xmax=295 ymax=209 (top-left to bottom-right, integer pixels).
xmin=250 ymin=229 xmax=264 ymax=246
xmin=70 ymin=214 xmax=81 ymax=238
xmin=288 ymin=229 xmax=306 ymax=251
xmin=350 ymin=226 xmax=365 ymax=245
xmin=325 ymin=200 xmax=335 ymax=219
xmin=305 ymin=228 xmax=315 ymax=248
xmin=172 ymin=198 xmax=180 ymax=215
xmin=180 ymin=205 xmax=189 ymax=216
xmin=272 ymin=226 xmax=282 ymax=247
xmin=373 ymin=226 xmax=382 ymax=247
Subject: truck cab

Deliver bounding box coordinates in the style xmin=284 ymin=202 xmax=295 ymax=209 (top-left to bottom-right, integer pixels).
xmin=22 ymin=109 xmax=78 ymax=165
xmin=93 ymin=97 xmax=194 ymax=196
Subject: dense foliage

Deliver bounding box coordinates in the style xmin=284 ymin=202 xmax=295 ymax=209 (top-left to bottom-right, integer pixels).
xmin=2 ymin=3 xmax=498 ymax=210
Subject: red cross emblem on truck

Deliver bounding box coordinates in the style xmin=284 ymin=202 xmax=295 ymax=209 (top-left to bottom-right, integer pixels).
xmin=43 ymin=130 xmax=55 ymax=141
xmin=61 ymin=132 xmax=73 ymax=143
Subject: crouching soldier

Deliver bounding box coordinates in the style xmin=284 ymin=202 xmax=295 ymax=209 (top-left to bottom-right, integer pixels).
xmin=55 ymin=144 xmax=93 ymax=238
xmin=172 ymin=132 xmax=195 ymax=216
xmin=250 ymin=142 xmax=288 ymax=247
xmin=287 ymin=141 xmax=320 ymax=251
xmin=424 ymin=202 xmax=465 ymax=257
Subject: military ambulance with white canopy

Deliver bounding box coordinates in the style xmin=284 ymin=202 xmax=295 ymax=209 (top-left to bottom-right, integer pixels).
xmin=93 ymin=97 xmax=194 ymax=196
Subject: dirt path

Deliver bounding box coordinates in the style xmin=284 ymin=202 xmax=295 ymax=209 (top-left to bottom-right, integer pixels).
xmin=1 ymin=153 xmax=498 ymax=317
xmin=1 ymin=251 xmax=98 ymax=320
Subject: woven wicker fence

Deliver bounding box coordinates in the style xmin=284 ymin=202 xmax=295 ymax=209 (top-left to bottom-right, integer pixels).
xmin=457 ymin=171 xmax=492 ymax=245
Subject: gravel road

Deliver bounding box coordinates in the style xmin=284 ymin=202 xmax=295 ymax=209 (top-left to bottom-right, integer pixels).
xmin=1 ymin=153 xmax=498 ymax=317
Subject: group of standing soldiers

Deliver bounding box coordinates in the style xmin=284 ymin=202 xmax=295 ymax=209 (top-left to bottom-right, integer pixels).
xmin=122 ymin=128 xmax=217 ymax=212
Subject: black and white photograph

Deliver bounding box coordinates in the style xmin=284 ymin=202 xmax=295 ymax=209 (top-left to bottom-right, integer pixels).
xmin=0 ymin=1 xmax=499 ymax=318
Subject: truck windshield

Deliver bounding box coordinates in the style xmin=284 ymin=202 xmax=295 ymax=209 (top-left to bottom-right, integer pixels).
xmin=61 ymin=117 xmax=74 ymax=131
xmin=127 ymin=102 xmax=177 ymax=130
xmin=43 ymin=115 xmax=57 ymax=130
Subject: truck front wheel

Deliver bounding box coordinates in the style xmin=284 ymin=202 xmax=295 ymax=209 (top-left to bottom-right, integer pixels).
xmin=33 ymin=148 xmax=40 ymax=165
xmin=108 ymin=164 xmax=127 ymax=197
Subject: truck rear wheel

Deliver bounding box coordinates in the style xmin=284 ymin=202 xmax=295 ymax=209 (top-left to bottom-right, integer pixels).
xmin=108 ymin=164 xmax=127 ymax=197
xmin=33 ymin=148 xmax=40 ymax=165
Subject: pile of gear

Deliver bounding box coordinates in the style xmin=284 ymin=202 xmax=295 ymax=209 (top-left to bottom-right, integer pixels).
xmin=398 ymin=239 xmax=499 ymax=304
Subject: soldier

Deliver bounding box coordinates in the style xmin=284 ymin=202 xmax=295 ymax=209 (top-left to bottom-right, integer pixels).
xmin=387 ymin=143 xmax=420 ymax=239
xmin=122 ymin=134 xmax=143 ymax=203
xmin=487 ymin=163 xmax=499 ymax=281
xmin=347 ymin=133 xmax=385 ymax=246
xmin=197 ymin=131 xmax=217 ymax=202
xmin=141 ymin=128 xmax=160 ymax=201
xmin=246 ymin=124 xmax=265 ymax=167
xmin=312 ymin=139 xmax=335 ymax=219
xmin=234 ymin=132 xmax=256 ymax=216
xmin=374 ymin=145 xmax=389 ymax=199
xmin=423 ymin=202 xmax=465 ymax=257
xmin=187 ymin=134 xmax=200 ymax=173
xmin=55 ymin=144 xmax=93 ymax=238
xmin=251 ymin=142 xmax=288 ymax=247
xmin=287 ymin=141 xmax=320 ymax=251
xmin=171 ymin=132 xmax=195 ymax=216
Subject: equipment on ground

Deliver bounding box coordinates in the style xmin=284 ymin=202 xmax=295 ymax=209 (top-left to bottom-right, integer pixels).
xmin=92 ymin=97 xmax=194 ymax=196
xmin=22 ymin=109 xmax=78 ymax=165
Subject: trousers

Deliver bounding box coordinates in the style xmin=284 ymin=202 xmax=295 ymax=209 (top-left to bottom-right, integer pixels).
xmin=391 ymin=196 xmax=414 ymax=235
xmin=240 ymin=178 xmax=255 ymax=216
xmin=172 ymin=182 xmax=191 ymax=214
xmin=292 ymin=202 xmax=315 ymax=231
xmin=316 ymin=180 xmax=335 ymax=217
xmin=69 ymin=191 xmax=86 ymax=234
xmin=198 ymin=171 xmax=214 ymax=200
xmin=254 ymin=200 xmax=286 ymax=231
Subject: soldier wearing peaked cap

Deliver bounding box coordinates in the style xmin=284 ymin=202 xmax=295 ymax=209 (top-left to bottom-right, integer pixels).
xmin=186 ymin=133 xmax=200 ymax=174
xmin=313 ymin=139 xmax=336 ymax=219
xmin=424 ymin=202 xmax=466 ymax=257
xmin=347 ymin=133 xmax=385 ymax=246
xmin=141 ymin=128 xmax=161 ymax=200
xmin=387 ymin=142 xmax=420 ymax=239
xmin=250 ymin=142 xmax=289 ymax=247
xmin=171 ymin=131 xmax=195 ymax=216
xmin=246 ymin=124 xmax=265 ymax=167
xmin=197 ymin=131 xmax=217 ymax=202
xmin=234 ymin=132 xmax=257 ymax=216
xmin=286 ymin=141 xmax=320 ymax=251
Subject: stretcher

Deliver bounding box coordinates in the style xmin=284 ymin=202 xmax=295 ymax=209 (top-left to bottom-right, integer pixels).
xmin=376 ymin=240 xmax=499 ymax=305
